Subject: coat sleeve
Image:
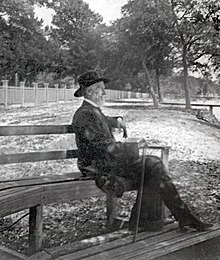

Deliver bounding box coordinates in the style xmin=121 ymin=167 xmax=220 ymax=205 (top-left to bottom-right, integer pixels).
xmin=72 ymin=109 xmax=125 ymax=155
xmin=106 ymin=116 xmax=127 ymax=138
xmin=105 ymin=116 xmax=123 ymax=128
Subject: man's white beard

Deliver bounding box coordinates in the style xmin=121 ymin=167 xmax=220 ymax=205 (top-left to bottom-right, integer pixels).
xmin=97 ymin=98 xmax=105 ymax=107
xmin=93 ymin=94 xmax=105 ymax=107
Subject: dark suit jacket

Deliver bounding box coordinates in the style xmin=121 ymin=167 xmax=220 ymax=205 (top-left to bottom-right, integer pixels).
xmin=72 ymin=101 xmax=138 ymax=177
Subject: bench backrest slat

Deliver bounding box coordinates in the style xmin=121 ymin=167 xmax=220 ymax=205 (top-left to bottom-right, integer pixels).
xmin=0 ymin=124 xmax=170 ymax=165
xmin=0 ymin=125 xmax=74 ymax=136
xmin=0 ymin=149 xmax=78 ymax=164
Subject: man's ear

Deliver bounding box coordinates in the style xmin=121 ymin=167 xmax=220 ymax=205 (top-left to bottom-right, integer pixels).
xmin=86 ymin=86 xmax=94 ymax=96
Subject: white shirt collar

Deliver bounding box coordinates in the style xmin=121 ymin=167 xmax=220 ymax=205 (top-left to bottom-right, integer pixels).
xmin=84 ymin=98 xmax=99 ymax=108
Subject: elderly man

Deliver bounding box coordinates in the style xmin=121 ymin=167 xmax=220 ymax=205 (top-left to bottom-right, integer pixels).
xmin=72 ymin=70 xmax=212 ymax=232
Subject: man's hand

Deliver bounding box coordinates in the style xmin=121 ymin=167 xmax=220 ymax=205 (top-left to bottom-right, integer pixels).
xmin=117 ymin=117 xmax=127 ymax=138
xmin=138 ymin=138 xmax=148 ymax=149
xmin=95 ymin=175 xmax=124 ymax=198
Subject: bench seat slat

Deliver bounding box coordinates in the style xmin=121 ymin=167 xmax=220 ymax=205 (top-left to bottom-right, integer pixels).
xmin=0 ymin=125 xmax=74 ymax=136
xmin=0 ymin=187 xmax=28 ymax=197
xmin=0 ymin=149 xmax=78 ymax=164
xmin=0 ymin=180 xmax=104 ymax=218
xmin=42 ymin=180 xmax=104 ymax=205
xmin=0 ymin=172 xmax=80 ymax=182
xmin=0 ymin=176 xmax=90 ymax=191
xmin=0 ymin=187 xmax=44 ymax=217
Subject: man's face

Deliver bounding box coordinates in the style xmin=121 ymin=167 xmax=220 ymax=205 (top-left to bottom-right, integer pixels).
xmin=86 ymin=81 xmax=106 ymax=106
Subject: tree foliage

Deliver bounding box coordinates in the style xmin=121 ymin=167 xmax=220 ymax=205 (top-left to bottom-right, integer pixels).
xmin=170 ymin=0 xmax=220 ymax=107
xmin=48 ymin=0 xmax=105 ymax=78
xmin=0 ymin=0 xmax=53 ymax=84
xmin=0 ymin=0 xmax=219 ymax=101
xmin=101 ymin=0 xmax=175 ymax=106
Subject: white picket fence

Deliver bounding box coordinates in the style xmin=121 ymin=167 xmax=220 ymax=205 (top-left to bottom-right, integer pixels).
xmin=0 ymin=80 xmax=147 ymax=109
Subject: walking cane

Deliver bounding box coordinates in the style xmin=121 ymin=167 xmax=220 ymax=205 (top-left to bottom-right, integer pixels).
xmin=133 ymin=145 xmax=146 ymax=243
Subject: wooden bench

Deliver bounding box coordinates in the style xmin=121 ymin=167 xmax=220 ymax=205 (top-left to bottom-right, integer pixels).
xmin=161 ymin=102 xmax=220 ymax=114
xmin=0 ymin=125 xmax=170 ymax=256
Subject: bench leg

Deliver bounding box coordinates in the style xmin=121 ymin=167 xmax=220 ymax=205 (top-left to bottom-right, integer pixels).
xmin=106 ymin=192 xmax=117 ymax=227
xmin=28 ymin=205 xmax=43 ymax=255
xmin=161 ymin=148 xmax=170 ymax=221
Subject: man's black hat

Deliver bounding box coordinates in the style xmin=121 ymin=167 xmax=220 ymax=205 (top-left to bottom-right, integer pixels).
xmin=74 ymin=71 xmax=109 ymax=97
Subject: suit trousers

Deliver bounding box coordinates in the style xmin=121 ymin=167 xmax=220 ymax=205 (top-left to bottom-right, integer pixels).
xmin=128 ymin=155 xmax=192 ymax=227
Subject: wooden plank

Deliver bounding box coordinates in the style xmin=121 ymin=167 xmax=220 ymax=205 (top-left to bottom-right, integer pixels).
xmin=42 ymin=180 xmax=104 ymax=204
xmin=161 ymin=148 xmax=170 ymax=220
xmin=0 ymin=245 xmax=27 ymax=260
xmin=0 ymin=187 xmax=28 ymax=197
xmin=0 ymin=175 xmax=90 ymax=191
xmin=74 ymin=226 xmax=220 ymax=260
xmin=72 ymin=230 xmax=183 ymax=260
xmin=161 ymin=148 xmax=169 ymax=169
xmin=0 ymin=187 xmax=44 ymax=217
xmin=0 ymin=181 xmax=104 ymax=218
xmin=0 ymin=172 xmax=81 ymax=183
xmin=0 ymin=149 xmax=78 ymax=164
xmin=0 ymin=181 xmax=105 ymax=217
xmin=106 ymin=192 xmax=117 ymax=226
xmin=0 ymin=125 xmax=74 ymax=136
xmin=0 ymin=147 xmax=168 ymax=165
xmin=108 ymin=226 xmax=220 ymax=260
xmin=26 ymin=251 xmax=52 ymax=260
xmin=57 ymin=224 xmax=179 ymax=260
xmin=28 ymin=205 xmax=43 ymax=255
xmin=156 ymin=236 xmax=220 ymax=260
xmin=130 ymin=227 xmax=220 ymax=260
xmin=0 ymin=186 xmax=43 ymax=203
xmin=48 ymin=229 xmax=132 ymax=259
xmin=145 ymin=145 xmax=171 ymax=150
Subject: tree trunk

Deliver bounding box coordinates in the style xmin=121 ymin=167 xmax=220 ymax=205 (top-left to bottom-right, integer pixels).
xmin=182 ymin=45 xmax=191 ymax=109
xmin=142 ymin=61 xmax=159 ymax=108
xmin=171 ymin=0 xmax=191 ymax=109
xmin=156 ymin=68 xmax=163 ymax=102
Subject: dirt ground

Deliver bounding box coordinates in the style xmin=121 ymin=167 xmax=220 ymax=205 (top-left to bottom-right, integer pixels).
xmin=0 ymin=100 xmax=220 ymax=253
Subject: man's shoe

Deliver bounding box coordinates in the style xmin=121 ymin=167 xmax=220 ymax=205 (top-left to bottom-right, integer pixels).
xmin=107 ymin=218 xmax=127 ymax=232
xmin=179 ymin=219 xmax=213 ymax=232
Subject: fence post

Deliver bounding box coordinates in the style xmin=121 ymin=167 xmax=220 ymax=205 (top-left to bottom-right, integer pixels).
xmin=116 ymin=90 xmax=119 ymax=99
xmin=64 ymin=85 xmax=67 ymax=102
xmin=44 ymin=83 xmax=49 ymax=105
xmin=20 ymin=81 xmax=25 ymax=107
xmin=54 ymin=84 xmax=59 ymax=103
xmin=128 ymin=91 xmax=131 ymax=99
xmin=2 ymin=80 xmax=9 ymax=109
xmin=33 ymin=83 xmax=38 ymax=106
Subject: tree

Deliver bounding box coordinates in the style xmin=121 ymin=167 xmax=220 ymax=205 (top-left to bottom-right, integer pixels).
xmin=0 ymin=0 xmax=53 ymax=83
xmin=170 ymin=0 xmax=220 ymax=108
xmin=102 ymin=0 xmax=174 ymax=107
xmin=49 ymin=0 xmax=105 ymax=79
